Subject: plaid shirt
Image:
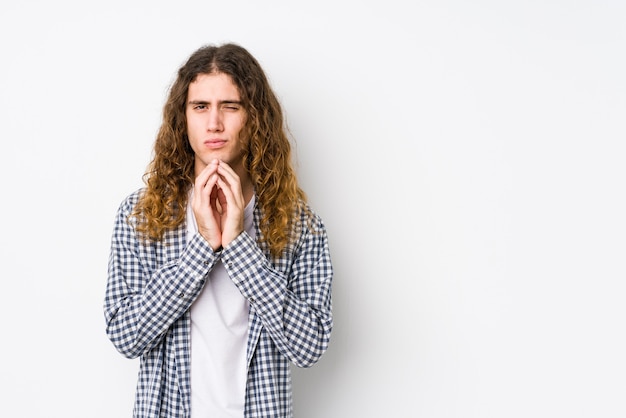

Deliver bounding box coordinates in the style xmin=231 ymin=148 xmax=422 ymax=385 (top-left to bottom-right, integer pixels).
xmin=104 ymin=189 xmax=333 ymax=417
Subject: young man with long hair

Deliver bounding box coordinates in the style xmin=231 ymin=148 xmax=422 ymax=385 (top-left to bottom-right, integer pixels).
xmin=104 ymin=43 xmax=333 ymax=417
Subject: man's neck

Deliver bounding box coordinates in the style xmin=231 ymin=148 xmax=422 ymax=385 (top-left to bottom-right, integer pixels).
xmin=240 ymin=176 xmax=254 ymax=206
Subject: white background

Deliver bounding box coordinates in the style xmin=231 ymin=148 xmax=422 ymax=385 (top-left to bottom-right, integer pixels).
xmin=1 ymin=1 xmax=624 ymax=417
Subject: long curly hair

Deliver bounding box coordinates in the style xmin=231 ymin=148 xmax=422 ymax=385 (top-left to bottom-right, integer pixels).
xmin=131 ymin=43 xmax=307 ymax=257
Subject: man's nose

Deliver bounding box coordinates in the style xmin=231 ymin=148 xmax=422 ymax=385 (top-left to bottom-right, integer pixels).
xmin=206 ymin=108 xmax=223 ymax=132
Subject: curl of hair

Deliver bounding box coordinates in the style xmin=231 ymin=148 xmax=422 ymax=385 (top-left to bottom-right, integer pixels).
xmin=131 ymin=43 xmax=308 ymax=257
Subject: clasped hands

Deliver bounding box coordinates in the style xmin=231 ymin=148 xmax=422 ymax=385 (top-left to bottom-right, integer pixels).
xmin=192 ymin=159 xmax=245 ymax=252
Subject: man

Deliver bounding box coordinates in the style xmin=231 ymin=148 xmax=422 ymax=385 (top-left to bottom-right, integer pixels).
xmin=104 ymin=43 xmax=333 ymax=417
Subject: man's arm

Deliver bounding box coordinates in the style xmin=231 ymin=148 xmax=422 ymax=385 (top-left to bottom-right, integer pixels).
xmin=222 ymin=213 xmax=333 ymax=368
xmin=103 ymin=194 xmax=218 ymax=359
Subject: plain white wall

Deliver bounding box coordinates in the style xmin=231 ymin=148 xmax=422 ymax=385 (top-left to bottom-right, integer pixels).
xmin=1 ymin=0 xmax=625 ymax=417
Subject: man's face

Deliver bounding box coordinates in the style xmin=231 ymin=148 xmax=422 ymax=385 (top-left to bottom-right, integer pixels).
xmin=186 ymin=72 xmax=247 ymax=177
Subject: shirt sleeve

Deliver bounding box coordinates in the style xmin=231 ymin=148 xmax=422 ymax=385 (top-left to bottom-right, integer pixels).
xmin=103 ymin=194 xmax=218 ymax=359
xmin=221 ymin=213 xmax=333 ymax=368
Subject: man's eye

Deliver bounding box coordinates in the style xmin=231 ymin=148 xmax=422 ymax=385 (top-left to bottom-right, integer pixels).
xmin=195 ymin=105 xmax=207 ymax=110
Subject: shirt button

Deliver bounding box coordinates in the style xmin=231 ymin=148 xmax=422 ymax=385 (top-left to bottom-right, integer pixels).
xmin=179 ymin=292 xmax=185 ymax=298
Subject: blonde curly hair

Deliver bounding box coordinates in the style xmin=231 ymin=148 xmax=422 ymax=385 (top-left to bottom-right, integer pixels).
xmin=131 ymin=43 xmax=308 ymax=257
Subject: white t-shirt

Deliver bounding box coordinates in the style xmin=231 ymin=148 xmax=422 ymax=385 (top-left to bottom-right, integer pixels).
xmin=187 ymin=191 xmax=255 ymax=417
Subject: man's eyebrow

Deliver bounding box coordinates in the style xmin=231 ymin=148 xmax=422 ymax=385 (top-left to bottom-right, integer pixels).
xmin=187 ymin=99 xmax=242 ymax=105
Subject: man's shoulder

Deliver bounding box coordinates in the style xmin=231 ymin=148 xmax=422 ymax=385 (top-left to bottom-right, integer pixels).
xmin=116 ymin=187 xmax=146 ymax=213
xmin=125 ymin=187 xmax=146 ymax=202
xmin=300 ymin=199 xmax=323 ymax=220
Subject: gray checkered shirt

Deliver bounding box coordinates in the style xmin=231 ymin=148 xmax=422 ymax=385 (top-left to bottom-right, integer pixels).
xmin=104 ymin=189 xmax=333 ymax=417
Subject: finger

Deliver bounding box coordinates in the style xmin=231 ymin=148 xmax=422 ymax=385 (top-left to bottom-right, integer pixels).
xmin=194 ymin=159 xmax=219 ymax=189
xmin=216 ymin=176 xmax=237 ymax=205
xmin=216 ymin=163 xmax=244 ymax=204
xmin=210 ymin=186 xmax=220 ymax=214
xmin=195 ymin=160 xmax=217 ymax=185
xmin=195 ymin=173 xmax=219 ymax=209
xmin=216 ymin=160 xmax=241 ymax=185
xmin=216 ymin=186 xmax=227 ymax=212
